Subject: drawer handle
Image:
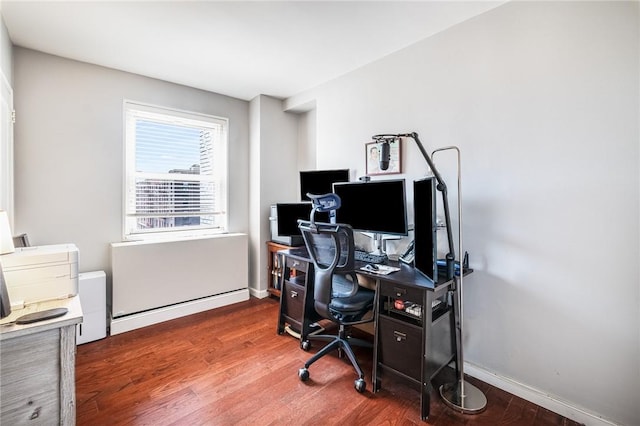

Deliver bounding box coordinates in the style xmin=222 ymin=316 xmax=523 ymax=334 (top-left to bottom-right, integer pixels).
xmin=290 ymin=290 xmax=298 ymax=298
xmin=393 ymin=287 xmax=407 ymax=297
xmin=393 ymin=330 xmax=407 ymax=342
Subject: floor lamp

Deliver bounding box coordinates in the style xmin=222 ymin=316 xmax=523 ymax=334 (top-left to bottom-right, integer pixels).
xmin=372 ymin=132 xmax=486 ymax=414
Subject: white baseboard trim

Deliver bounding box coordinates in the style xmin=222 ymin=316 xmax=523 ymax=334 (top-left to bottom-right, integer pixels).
xmin=110 ymin=289 xmax=250 ymax=335
xmin=464 ymin=362 xmax=619 ymax=426
xmin=249 ymin=287 xmax=269 ymax=299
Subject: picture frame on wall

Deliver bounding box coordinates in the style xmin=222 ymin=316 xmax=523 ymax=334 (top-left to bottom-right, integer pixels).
xmin=365 ymin=139 xmax=401 ymax=175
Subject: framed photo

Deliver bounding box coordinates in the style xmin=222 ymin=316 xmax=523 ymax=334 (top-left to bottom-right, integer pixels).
xmin=366 ymin=139 xmax=401 ymax=175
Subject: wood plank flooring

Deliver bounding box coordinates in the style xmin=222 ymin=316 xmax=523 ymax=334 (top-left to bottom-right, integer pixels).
xmin=76 ymin=297 xmax=583 ymax=426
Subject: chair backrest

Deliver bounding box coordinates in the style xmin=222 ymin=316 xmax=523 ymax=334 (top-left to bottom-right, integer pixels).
xmin=298 ymin=220 xmax=357 ymax=320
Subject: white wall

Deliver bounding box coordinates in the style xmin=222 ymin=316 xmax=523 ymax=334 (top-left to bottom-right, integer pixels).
xmin=286 ymin=2 xmax=639 ymax=425
xmin=248 ymin=95 xmax=299 ymax=296
xmin=13 ymin=48 xmax=250 ymax=275
xmin=296 ymin=109 xmax=316 ymax=172
xmin=0 ymin=16 xmax=12 ymax=85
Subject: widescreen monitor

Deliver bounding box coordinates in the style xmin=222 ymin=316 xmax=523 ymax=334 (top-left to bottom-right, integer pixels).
xmin=332 ymin=179 xmax=408 ymax=236
xmin=299 ymin=169 xmax=349 ymax=201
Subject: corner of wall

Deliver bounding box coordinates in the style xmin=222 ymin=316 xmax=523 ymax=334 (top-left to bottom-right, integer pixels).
xmin=0 ymin=15 xmax=13 ymax=85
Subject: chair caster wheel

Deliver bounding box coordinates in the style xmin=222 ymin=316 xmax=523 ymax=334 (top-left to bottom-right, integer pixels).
xmin=301 ymin=340 xmax=311 ymax=351
xmin=354 ymin=378 xmax=366 ymax=393
xmin=299 ymin=368 xmax=310 ymax=382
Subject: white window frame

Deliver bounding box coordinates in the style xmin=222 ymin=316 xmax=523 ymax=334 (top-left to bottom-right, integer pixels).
xmin=123 ymin=100 xmax=229 ymax=241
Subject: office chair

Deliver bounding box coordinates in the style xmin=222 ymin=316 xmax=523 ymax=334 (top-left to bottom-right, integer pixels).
xmin=297 ymin=193 xmax=375 ymax=393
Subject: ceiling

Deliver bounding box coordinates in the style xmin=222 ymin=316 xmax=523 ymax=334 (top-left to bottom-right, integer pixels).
xmin=1 ymin=1 xmax=504 ymax=101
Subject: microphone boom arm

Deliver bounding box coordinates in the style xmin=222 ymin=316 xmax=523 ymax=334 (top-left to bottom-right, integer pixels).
xmin=372 ymin=132 xmax=456 ymax=277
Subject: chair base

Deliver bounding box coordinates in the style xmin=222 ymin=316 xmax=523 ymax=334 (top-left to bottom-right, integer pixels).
xmin=298 ymin=324 xmax=371 ymax=393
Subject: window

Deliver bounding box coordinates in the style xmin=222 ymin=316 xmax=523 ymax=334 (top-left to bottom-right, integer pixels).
xmin=124 ymin=101 xmax=228 ymax=240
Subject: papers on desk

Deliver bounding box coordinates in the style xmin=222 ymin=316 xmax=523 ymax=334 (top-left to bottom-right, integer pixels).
xmin=360 ymin=264 xmax=401 ymax=275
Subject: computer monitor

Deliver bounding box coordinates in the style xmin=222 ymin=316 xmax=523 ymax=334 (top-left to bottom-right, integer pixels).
xmin=299 ymin=169 xmax=349 ymax=201
xmin=275 ymin=203 xmax=329 ymax=237
xmin=413 ymin=177 xmax=437 ymax=281
xmin=332 ymin=179 xmax=408 ymax=237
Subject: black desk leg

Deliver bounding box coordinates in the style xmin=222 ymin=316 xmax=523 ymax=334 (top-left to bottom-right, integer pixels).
xmin=372 ymin=286 xmax=381 ymax=392
xmin=276 ymin=262 xmax=288 ymax=336
xmin=276 ymin=294 xmax=284 ymax=335
xmin=372 ymin=359 xmax=381 ymax=392
xmin=421 ymin=380 xmax=433 ymax=420
xmin=300 ymin=320 xmax=311 ymax=350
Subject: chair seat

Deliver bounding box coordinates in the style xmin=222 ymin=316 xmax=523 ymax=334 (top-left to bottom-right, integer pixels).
xmin=330 ymin=285 xmax=375 ymax=319
xmin=330 ymin=287 xmax=374 ymax=311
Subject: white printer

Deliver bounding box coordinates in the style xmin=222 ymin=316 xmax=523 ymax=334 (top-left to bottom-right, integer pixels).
xmin=0 ymin=244 xmax=79 ymax=308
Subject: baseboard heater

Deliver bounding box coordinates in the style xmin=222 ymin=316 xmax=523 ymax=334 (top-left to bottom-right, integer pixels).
xmin=110 ymin=233 xmax=249 ymax=334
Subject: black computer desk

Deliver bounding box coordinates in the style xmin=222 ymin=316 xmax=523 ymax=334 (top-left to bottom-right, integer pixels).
xmin=276 ymin=247 xmax=464 ymax=420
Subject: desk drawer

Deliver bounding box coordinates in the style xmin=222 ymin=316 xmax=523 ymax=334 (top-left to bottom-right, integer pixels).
xmin=380 ymin=282 xmax=422 ymax=306
xmin=285 ymin=257 xmax=308 ymax=274
xmin=378 ymin=316 xmax=422 ymax=379
xmin=281 ymin=280 xmax=305 ymax=325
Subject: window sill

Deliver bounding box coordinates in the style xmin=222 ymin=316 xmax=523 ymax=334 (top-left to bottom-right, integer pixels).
xmin=120 ymin=231 xmax=234 ymax=245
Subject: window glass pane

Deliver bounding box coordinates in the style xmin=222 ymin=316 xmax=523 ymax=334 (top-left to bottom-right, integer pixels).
xmin=136 ymin=120 xmax=203 ymax=174
xmin=124 ymin=101 xmax=228 ymax=239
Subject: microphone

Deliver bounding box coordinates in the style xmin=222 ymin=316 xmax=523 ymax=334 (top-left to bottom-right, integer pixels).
xmin=379 ymin=141 xmax=391 ymax=170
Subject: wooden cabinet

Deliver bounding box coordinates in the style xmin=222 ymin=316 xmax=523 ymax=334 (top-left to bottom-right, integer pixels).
xmin=266 ymin=241 xmax=294 ymax=298
xmin=0 ymin=297 xmax=82 ymax=425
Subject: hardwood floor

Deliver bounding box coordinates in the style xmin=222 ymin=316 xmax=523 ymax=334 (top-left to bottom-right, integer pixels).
xmin=76 ymin=297 xmax=582 ymax=426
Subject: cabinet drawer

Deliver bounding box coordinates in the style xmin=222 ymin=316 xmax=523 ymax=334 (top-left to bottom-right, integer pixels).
xmin=378 ymin=316 xmax=422 ymax=379
xmin=380 ymin=282 xmax=423 ymax=305
xmin=1 ymin=329 xmax=60 ymax=425
xmin=281 ymin=280 xmax=305 ymax=324
xmin=285 ymin=257 xmax=308 ymax=274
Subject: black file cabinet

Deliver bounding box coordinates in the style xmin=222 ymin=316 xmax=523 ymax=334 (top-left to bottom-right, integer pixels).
xmin=276 ymin=253 xmax=321 ymax=349
xmin=373 ymin=278 xmax=455 ymax=420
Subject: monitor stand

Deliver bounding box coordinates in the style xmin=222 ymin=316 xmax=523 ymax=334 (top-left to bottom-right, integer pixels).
xmin=370 ymin=233 xmax=386 ymax=256
xmin=367 ymin=233 xmax=405 ymax=262
xmin=361 ymin=233 xmax=388 ymax=264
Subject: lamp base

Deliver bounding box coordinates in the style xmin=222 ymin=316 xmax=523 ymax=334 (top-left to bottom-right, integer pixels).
xmin=439 ymin=380 xmax=487 ymax=415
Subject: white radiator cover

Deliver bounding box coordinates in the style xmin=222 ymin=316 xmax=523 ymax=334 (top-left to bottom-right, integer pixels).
xmin=110 ymin=233 xmax=248 ymax=330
